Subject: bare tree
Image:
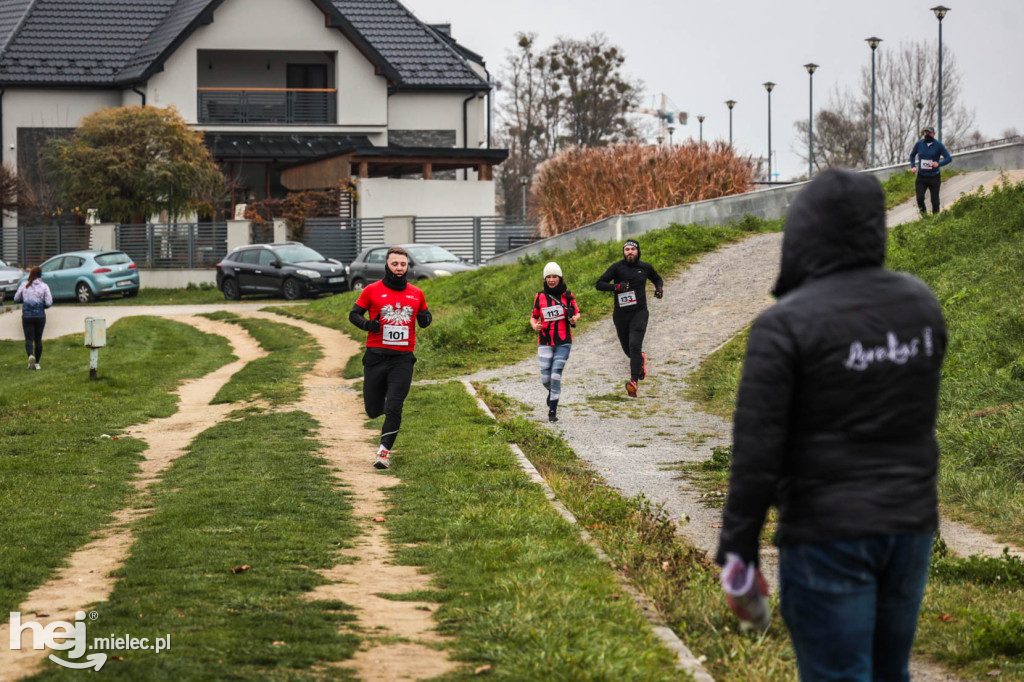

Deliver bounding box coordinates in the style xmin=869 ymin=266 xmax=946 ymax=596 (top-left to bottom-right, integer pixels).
xmin=858 ymin=40 xmax=975 ymax=165
xmin=793 ymin=87 xmax=870 ymax=173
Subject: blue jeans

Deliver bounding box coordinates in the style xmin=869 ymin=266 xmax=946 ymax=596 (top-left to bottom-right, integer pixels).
xmin=779 ymin=533 xmax=933 ymax=682
xmin=538 ymin=343 xmax=572 ymax=402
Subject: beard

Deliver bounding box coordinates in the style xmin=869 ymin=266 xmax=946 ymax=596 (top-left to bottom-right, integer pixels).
xmin=624 ymin=253 xmax=638 ymax=264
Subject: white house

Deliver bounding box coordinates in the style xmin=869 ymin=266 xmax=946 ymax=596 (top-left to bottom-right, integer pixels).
xmin=0 ymin=0 xmax=506 ymax=261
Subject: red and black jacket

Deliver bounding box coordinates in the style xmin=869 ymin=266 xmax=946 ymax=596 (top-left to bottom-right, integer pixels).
xmin=532 ymin=290 xmax=579 ymax=346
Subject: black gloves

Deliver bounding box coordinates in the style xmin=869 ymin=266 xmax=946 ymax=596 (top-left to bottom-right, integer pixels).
xmin=417 ymin=308 xmax=432 ymax=328
xmin=367 ymin=318 xmax=381 ymax=333
xmin=654 ymin=288 xmax=664 ymax=299
xmin=615 ymin=282 xmax=630 ymax=293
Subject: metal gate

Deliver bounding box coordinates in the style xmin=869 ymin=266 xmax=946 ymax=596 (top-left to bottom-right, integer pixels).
xmin=413 ymin=216 xmax=536 ymax=264
xmin=303 ymin=218 xmax=385 ymax=263
xmin=16 ymin=225 xmax=91 ymax=266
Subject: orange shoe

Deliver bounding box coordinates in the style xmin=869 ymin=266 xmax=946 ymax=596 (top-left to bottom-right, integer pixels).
xmin=625 ymin=379 xmax=638 ymax=398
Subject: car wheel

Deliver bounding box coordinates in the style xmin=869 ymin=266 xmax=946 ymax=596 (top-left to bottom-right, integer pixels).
xmin=76 ymin=282 xmax=96 ymax=303
xmin=221 ymin=278 xmax=241 ymax=301
xmin=350 ymin=278 xmax=365 ymax=291
xmin=281 ymin=277 xmax=303 ymax=301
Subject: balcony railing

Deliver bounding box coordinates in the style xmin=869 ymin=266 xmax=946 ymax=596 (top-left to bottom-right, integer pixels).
xmin=197 ymin=88 xmax=337 ymax=125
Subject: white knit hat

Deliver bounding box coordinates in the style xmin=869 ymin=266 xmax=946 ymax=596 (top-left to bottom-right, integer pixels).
xmin=543 ymin=262 xmax=562 ymax=278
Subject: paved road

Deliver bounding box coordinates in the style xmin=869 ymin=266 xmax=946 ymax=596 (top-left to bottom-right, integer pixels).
xmin=0 ymin=302 xmax=298 ymax=341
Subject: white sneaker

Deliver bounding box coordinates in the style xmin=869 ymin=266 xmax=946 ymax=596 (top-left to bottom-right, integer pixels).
xmin=28 ymin=355 xmax=35 ymax=369
xmin=34 ymin=363 xmax=41 ymax=370
xmin=373 ymin=447 xmax=390 ymax=470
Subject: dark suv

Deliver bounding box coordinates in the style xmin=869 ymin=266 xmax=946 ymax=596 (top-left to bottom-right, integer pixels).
xmin=216 ymin=243 xmax=347 ymax=300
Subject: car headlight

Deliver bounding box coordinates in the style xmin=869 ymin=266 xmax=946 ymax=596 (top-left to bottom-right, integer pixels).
xmin=295 ymin=269 xmax=322 ymax=279
xmin=433 ymin=269 xmax=452 ymax=277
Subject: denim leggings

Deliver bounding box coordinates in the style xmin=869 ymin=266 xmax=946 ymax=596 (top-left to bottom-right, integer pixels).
xmin=538 ymin=343 xmax=572 ymax=402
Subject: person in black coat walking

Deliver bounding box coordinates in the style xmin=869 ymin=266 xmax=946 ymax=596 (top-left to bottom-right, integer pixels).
xmin=595 ymin=240 xmax=663 ymax=397
xmin=716 ymin=168 xmax=947 ymax=681
xmin=909 ymin=125 xmax=952 ymax=215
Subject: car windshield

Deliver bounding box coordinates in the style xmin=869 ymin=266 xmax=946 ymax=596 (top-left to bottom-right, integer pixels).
xmin=95 ymin=252 xmax=132 ymax=266
xmin=274 ymin=245 xmax=325 ymax=264
xmin=406 ymin=245 xmax=461 ymax=264
xmin=0 ymin=259 xmax=9 ymax=268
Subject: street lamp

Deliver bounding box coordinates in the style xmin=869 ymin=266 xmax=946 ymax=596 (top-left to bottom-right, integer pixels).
xmin=725 ymin=100 xmax=736 ymax=148
xmin=763 ymin=82 xmax=775 ymax=182
xmin=931 ymin=5 xmax=950 ymax=140
xmin=866 ymin=37 xmax=882 ymax=167
xmin=667 ymin=125 xmax=675 ymax=146
xmin=519 ymin=176 xmax=528 ymax=218
xmin=697 ymin=115 xmax=705 ymax=146
xmin=804 ymin=63 xmax=818 ymax=179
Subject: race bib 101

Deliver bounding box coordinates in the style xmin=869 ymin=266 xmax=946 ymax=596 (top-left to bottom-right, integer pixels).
xmin=382 ymin=324 xmax=410 ymax=346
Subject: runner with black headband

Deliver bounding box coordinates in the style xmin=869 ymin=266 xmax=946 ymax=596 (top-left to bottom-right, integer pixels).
xmin=595 ymin=239 xmax=663 ymax=397
xmin=349 ymin=246 xmax=432 ymax=469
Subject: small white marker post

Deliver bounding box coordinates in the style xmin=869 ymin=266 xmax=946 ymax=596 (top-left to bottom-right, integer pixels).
xmin=84 ymin=317 xmax=106 ymax=380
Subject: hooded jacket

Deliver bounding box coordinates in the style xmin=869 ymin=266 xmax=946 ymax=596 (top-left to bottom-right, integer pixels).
xmin=909 ymin=137 xmax=952 ymax=178
xmin=595 ymin=241 xmax=664 ymax=313
xmin=716 ymin=168 xmax=947 ymax=565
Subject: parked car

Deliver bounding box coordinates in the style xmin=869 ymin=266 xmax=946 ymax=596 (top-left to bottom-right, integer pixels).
xmin=347 ymin=243 xmax=477 ymax=290
xmin=30 ymin=250 xmax=140 ymax=303
xmin=0 ymin=259 xmax=24 ymax=299
xmin=216 ymin=242 xmax=347 ymax=301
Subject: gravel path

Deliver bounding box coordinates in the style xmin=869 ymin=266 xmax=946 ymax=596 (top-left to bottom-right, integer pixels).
xmin=468 ymin=173 xmax=1023 ymax=682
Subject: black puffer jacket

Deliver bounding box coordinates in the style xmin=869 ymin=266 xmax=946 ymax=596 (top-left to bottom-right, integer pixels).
xmin=716 ymin=168 xmax=947 ymax=566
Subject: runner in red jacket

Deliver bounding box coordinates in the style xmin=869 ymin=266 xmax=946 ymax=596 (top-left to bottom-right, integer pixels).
xmin=349 ymin=247 xmax=431 ymax=469
xmin=529 ymin=262 xmax=580 ymax=422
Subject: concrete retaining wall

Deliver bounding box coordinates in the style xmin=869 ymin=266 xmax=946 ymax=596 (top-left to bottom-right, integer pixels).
xmin=140 ymin=269 xmax=217 ymax=288
xmin=487 ymin=141 xmax=1024 ymax=266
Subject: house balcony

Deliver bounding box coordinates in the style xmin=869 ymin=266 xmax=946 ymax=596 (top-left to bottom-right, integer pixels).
xmin=197 ymin=88 xmax=337 ymax=125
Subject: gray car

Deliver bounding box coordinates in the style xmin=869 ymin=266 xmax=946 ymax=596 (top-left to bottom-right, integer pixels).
xmin=347 ymin=243 xmax=477 ymax=290
xmin=0 ymin=259 xmax=24 ymax=299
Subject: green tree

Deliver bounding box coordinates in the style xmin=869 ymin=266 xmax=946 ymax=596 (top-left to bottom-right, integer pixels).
xmin=44 ymin=106 xmax=223 ymax=223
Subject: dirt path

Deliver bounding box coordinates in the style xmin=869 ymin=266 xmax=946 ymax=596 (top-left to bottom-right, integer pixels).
xmin=0 ymin=316 xmax=265 ymax=680
xmin=244 ymin=311 xmax=457 ymax=681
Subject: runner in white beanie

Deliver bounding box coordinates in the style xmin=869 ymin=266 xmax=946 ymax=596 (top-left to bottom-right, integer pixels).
xmin=530 ymin=262 xmax=580 ymax=422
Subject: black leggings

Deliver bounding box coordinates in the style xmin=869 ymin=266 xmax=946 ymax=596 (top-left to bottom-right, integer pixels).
xmin=614 ymin=309 xmax=649 ymax=381
xmin=22 ymin=317 xmax=45 ymax=361
xmin=362 ymin=350 xmax=416 ymax=450
xmin=915 ymin=174 xmax=941 ymax=214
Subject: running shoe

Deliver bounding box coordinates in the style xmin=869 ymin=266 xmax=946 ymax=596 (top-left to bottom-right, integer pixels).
xmin=34 ymin=363 xmax=41 ymax=370
xmin=28 ymin=354 xmax=35 ymax=370
xmin=548 ymin=408 xmax=558 ymax=423
xmin=640 ymin=352 xmax=647 ymax=380
xmin=374 ymin=447 xmax=390 ymax=470
xmin=625 ymin=379 xmax=638 ymax=398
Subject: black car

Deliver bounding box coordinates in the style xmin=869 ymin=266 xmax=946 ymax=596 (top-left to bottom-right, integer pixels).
xmin=216 ymin=243 xmax=347 ymax=300
xmin=347 ymin=243 xmax=477 ymax=290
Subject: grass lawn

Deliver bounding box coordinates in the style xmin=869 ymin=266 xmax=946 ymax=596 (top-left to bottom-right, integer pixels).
xmin=683 ymin=180 xmax=1024 ymax=676
xmin=32 ymin=411 xmax=362 ymax=681
xmin=0 ymin=317 xmax=232 ymax=614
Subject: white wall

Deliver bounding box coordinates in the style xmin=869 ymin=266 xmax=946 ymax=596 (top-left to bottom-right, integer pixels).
xmin=148 ymin=0 xmax=387 ymax=128
xmin=2 ymin=89 xmax=122 ymax=168
xmin=358 ymin=178 xmax=495 ymax=218
xmin=388 ymin=92 xmax=487 ymax=149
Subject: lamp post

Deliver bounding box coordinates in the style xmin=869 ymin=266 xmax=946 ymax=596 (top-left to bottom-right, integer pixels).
xmin=668 ymin=125 xmax=675 ymax=146
xmin=763 ymin=82 xmax=775 ymax=182
xmin=931 ymin=5 xmax=950 ymax=140
xmin=866 ymin=37 xmax=882 ymax=167
xmin=519 ymin=176 xmax=528 ymax=218
xmin=804 ymin=63 xmax=818 ymax=179
xmin=697 ymin=115 xmax=705 ymax=146
xmin=916 ymin=100 xmax=924 ymax=141
xmin=725 ymin=100 xmax=736 ymax=148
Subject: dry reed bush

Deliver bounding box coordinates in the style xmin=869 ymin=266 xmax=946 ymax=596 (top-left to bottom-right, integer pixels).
xmin=533 ymin=142 xmax=753 ymax=236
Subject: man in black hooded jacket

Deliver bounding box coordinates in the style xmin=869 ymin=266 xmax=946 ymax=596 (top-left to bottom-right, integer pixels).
xmin=716 ymin=168 xmax=946 ymax=680
xmin=595 ymin=239 xmax=664 ymax=397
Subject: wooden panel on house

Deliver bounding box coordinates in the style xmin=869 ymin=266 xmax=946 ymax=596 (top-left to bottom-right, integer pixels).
xmin=280 ymin=154 xmax=353 ymax=190
xmin=423 ymin=163 xmax=433 ymax=179
xmin=479 ymin=163 xmax=493 ymax=181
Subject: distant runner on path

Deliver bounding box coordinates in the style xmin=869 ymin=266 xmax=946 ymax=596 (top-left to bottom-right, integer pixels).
xmin=529 ymin=261 xmax=580 ymax=422
xmin=349 ymin=247 xmax=432 ymax=470
xmin=595 ymin=240 xmax=663 ymax=397
xmin=909 ymin=125 xmax=952 ymax=215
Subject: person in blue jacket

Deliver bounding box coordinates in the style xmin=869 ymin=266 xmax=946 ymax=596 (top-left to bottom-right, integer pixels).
xmin=909 ymin=126 xmax=952 ymax=215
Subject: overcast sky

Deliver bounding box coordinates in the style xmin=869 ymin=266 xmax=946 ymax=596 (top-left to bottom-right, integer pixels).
xmin=404 ymin=0 xmax=1023 ymax=180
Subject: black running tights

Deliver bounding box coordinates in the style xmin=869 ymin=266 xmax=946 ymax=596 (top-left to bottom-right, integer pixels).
xmin=362 ymin=350 xmax=416 ymax=450
xmin=22 ymin=317 xmax=45 ymax=361
xmin=614 ymin=309 xmax=648 ymax=381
